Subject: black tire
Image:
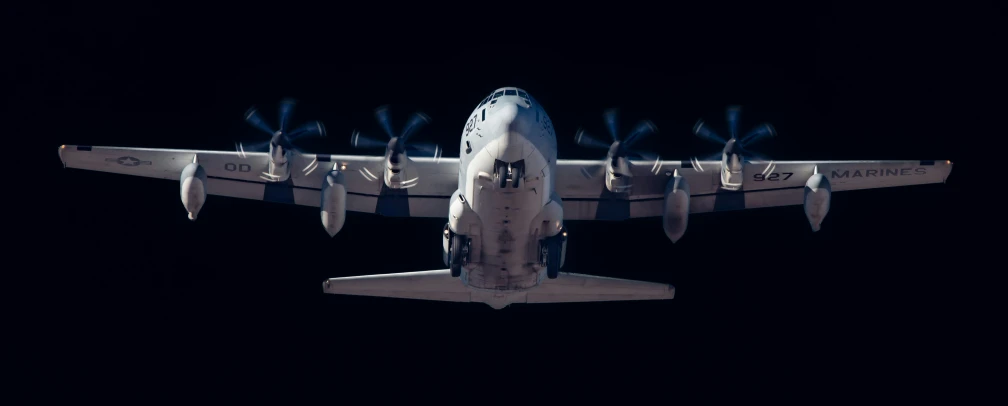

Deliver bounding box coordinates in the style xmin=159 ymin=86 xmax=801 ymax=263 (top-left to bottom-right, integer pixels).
xmin=546 ymin=239 xmax=561 ymax=279
xmin=450 ymin=233 xmax=465 ymax=277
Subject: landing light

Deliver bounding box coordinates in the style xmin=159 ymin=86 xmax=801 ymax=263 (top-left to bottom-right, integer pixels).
xmin=340 ymin=163 xmax=347 ymax=170
xmin=562 ymin=231 xmax=567 ymax=237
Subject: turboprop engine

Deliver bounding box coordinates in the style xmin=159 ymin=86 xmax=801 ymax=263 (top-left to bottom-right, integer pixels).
xmin=320 ymin=169 xmax=347 ymax=237
xmin=574 ymin=109 xmax=661 ymax=194
xmin=804 ymin=167 xmax=831 ymax=232
xmin=237 ymin=98 xmax=327 ymax=182
xmin=662 ymin=169 xmax=691 ymax=243
xmin=180 ymin=157 xmax=207 ymax=221
xmin=350 ymin=105 xmax=442 ymax=189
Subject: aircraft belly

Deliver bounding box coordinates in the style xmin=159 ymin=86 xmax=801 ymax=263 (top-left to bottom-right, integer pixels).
xmin=468 ymin=185 xmax=542 ymax=290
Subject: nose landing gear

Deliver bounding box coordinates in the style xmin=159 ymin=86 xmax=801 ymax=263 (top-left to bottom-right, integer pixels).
xmin=495 ymin=160 xmax=525 ymax=189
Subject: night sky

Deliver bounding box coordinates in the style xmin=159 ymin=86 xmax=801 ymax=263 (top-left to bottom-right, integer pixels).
xmin=30 ymin=2 xmax=988 ymax=400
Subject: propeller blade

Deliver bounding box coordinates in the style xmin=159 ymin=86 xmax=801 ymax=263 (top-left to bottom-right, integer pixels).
xmin=350 ymin=130 xmax=390 ymax=149
xmin=739 ymin=123 xmax=776 ymax=147
xmin=739 ymin=147 xmax=771 ymax=162
xmin=407 ymin=142 xmax=443 ymax=159
xmin=695 ymin=151 xmax=724 ymax=162
xmin=574 ymin=129 xmax=612 ymax=150
xmin=726 ymin=105 xmax=740 ymax=139
xmin=579 ymin=160 xmax=608 ymax=180
xmin=374 ymin=105 xmax=396 ymax=139
xmin=278 ymin=98 xmax=297 ymax=133
xmin=623 ymin=120 xmax=657 ymax=147
xmin=693 ymin=119 xmax=727 ymax=145
xmin=602 ymin=108 xmax=619 ymax=142
xmin=244 ymin=108 xmax=276 ymax=136
xmin=629 ymin=149 xmax=661 ymax=163
xmin=286 ymin=121 xmax=327 ymax=140
xmin=399 ymin=112 xmax=431 ymax=143
xmin=235 ymin=141 xmax=270 ymax=156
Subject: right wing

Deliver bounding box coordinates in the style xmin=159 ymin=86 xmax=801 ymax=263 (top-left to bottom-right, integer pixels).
xmin=322 ymin=270 xmax=674 ymax=309
xmin=555 ymin=158 xmax=954 ymax=220
xmin=58 ymin=145 xmax=460 ymax=217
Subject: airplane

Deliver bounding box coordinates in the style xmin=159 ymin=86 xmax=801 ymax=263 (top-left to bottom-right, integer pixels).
xmin=57 ymin=87 xmax=954 ymax=309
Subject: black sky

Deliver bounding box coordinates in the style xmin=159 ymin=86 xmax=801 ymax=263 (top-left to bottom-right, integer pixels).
xmin=27 ymin=2 xmax=992 ymax=401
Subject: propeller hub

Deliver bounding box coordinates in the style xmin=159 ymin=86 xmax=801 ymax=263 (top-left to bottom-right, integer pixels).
xmin=387 ymin=137 xmax=406 ymax=154
xmin=723 ymin=138 xmax=738 ymax=155
xmin=608 ymin=141 xmax=624 ymax=158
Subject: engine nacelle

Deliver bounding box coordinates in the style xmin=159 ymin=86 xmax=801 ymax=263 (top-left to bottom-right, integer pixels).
xmin=804 ymin=171 xmax=831 ymax=232
xmin=320 ymin=170 xmax=347 ymax=237
xmin=663 ymin=170 xmax=690 ymax=243
xmin=180 ymin=159 xmax=207 ymax=221
xmin=384 ymin=151 xmax=419 ymax=189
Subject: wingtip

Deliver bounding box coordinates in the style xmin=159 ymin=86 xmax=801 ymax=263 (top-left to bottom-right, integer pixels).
xmin=58 ymin=145 xmax=66 ymax=167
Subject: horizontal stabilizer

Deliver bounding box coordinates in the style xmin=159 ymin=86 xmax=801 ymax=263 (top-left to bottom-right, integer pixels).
xmin=322 ymin=270 xmax=472 ymax=303
xmin=322 ymin=270 xmax=674 ymax=309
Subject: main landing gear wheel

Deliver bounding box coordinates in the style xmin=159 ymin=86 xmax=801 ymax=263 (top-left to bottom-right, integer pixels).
xmin=449 ymin=233 xmax=470 ymax=277
xmin=541 ymin=233 xmax=565 ymax=280
xmin=546 ymin=241 xmax=561 ymax=279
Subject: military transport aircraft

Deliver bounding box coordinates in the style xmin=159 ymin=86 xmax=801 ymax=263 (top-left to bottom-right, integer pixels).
xmin=57 ymin=87 xmax=953 ymax=309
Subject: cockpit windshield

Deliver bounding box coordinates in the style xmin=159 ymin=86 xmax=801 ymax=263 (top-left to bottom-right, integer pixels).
xmin=478 ymin=87 xmax=533 ymax=108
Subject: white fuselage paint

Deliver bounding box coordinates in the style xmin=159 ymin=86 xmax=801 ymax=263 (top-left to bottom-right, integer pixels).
xmin=448 ymin=88 xmax=564 ymax=307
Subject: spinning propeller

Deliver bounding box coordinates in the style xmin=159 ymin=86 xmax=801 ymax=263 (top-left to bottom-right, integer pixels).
xmin=692 ymin=105 xmax=776 ymax=163
xmin=350 ymin=105 xmax=442 ymax=160
xmin=237 ymin=98 xmax=327 ymax=157
xmin=574 ymin=109 xmax=661 ymax=180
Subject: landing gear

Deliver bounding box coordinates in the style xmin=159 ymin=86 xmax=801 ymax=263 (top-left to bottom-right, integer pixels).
xmin=539 ymin=229 xmax=567 ymax=279
xmin=495 ymin=160 xmax=525 ymax=189
xmin=449 ymin=232 xmax=471 ymax=278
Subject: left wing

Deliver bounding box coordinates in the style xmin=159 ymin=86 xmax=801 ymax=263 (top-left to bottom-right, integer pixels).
xmin=57 ymin=145 xmax=460 ymax=217
xmin=556 ymin=158 xmax=954 ymax=220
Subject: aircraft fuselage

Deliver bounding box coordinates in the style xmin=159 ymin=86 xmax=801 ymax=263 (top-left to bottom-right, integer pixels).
xmin=447 ymin=88 xmax=565 ymax=301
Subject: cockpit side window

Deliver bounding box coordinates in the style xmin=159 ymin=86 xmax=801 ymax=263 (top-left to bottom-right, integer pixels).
xmin=493 ymin=91 xmax=504 ymax=99
xmin=478 ymin=96 xmax=490 ymax=108
xmin=516 ymin=90 xmax=528 ymax=99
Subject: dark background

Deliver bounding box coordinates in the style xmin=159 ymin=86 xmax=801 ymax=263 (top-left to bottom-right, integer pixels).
xmin=26 ymin=1 xmax=992 ymax=401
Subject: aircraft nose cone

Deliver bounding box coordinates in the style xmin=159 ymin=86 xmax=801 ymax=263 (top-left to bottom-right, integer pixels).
xmin=495 ymin=102 xmax=520 ymax=125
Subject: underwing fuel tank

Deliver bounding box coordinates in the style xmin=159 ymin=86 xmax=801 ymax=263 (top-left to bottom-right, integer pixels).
xmin=804 ymin=171 xmax=831 ymax=232
xmin=663 ymin=169 xmax=690 ymax=243
xmin=320 ymin=170 xmax=347 ymax=237
xmin=179 ymin=159 xmax=207 ymax=221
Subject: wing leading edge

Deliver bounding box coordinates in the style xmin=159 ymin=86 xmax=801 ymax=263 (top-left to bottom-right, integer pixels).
xmin=322 ymin=270 xmax=674 ymax=309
